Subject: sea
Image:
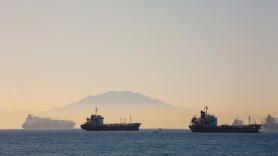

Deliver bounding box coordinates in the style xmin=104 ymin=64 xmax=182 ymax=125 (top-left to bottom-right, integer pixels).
xmin=0 ymin=129 xmax=277 ymax=156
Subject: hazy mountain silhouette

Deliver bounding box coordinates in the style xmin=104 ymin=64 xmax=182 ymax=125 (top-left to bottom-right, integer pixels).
xmin=63 ymin=91 xmax=170 ymax=109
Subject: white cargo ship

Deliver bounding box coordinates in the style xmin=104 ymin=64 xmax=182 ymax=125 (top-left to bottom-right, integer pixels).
xmin=22 ymin=114 xmax=75 ymax=129
xmin=262 ymin=114 xmax=278 ymax=132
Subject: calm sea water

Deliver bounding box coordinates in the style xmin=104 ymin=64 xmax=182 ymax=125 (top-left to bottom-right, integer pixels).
xmin=0 ymin=129 xmax=277 ymax=156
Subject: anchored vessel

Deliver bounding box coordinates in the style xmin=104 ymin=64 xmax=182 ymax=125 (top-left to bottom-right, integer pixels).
xmin=189 ymin=106 xmax=261 ymax=133
xmin=262 ymin=114 xmax=278 ymax=132
xmin=22 ymin=114 xmax=75 ymax=129
xmin=81 ymin=107 xmax=141 ymax=131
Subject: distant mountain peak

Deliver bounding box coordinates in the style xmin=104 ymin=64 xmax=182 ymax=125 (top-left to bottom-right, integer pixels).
xmin=67 ymin=90 xmax=169 ymax=108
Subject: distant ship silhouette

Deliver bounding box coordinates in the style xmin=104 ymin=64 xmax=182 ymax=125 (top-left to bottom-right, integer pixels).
xmin=189 ymin=106 xmax=261 ymax=133
xmin=81 ymin=107 xmax=141 ymax=131
xmin=22 ymin=114 xmax=75 ymax=129
xmin=262 ymin=114 xmax=278 ymax=132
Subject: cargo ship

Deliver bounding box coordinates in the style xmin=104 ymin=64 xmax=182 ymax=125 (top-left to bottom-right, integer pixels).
xmin=189 ymin=106 xmax=261 ymax=133
xmin=22 ymin=114 xmax=75 ymax=129
xmin=262 ymin=114 xmax=278 ymax=132
xmin=81 ymin=107 xmax=141 ymax=131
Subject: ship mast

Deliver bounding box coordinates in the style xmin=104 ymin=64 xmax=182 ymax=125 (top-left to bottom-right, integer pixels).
xmin=204 ymin=106 xmax=208 ymax=115
xmin=95 ymin=107 xmax=98 ymax=115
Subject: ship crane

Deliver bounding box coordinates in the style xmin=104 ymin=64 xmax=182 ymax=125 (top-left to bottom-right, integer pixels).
xmin=248 ymin=115 xmax=257 ymax=125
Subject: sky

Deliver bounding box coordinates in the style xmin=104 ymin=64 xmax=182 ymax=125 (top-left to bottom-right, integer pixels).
xmin=0 ymin=0 xmax=278 ymax=119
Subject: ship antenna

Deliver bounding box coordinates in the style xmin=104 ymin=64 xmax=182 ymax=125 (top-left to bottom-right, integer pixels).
xmin=204 ymin=106 xmax=208 ymax=115
xmin=95 ymin=107 xmax=98 ymax=115
xmin=248 ymin=115 xmax=251 ymax=125
xmin=130 ymin=115 xmax=132 ymax=123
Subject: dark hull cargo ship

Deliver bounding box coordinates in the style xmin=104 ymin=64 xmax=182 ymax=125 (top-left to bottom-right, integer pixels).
xmin=189 ymin=106 xmax=261 ymax=133
xmin=81 ymin=123 xmax=140 ymax=131
xmin=81 ymin=107 xmax=141 ymax=131
xmin=190 ymin=125 xmax=261 ymax=133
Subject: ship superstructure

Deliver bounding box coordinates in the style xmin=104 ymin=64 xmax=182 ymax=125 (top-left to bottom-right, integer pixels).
xmin=189 ymin=106 xmax=261 ymax=133
xmin=81 ymin=107 xmax=141 ymax=131
xmin=232 ymin=118 xmax=244 ymax=126
xmin=22 ymin=114 xmax=75 ymax=129
xmin=262 ymin=114 xmax=278 ymax=132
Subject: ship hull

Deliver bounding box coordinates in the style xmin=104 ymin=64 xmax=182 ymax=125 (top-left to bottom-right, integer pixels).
xmin=189 ymin=125 xmax=261 ymax=133
xmin=22 ymin=123 xmax=75 ymax=130
xmin=81 ymin=123 xmax=140 ymax=131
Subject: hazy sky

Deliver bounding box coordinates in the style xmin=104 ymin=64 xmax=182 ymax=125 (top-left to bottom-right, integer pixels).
xmin=0 ymin=1 xmax=277 ymax=117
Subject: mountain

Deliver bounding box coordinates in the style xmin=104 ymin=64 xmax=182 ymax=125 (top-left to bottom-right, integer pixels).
xmin=64 ymin=91 xmax=170 ymax=109
xmin=51 ymin=91 xmax=193 ymax=129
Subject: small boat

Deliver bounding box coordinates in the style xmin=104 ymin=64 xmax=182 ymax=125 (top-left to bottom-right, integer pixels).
xmin=153 ymin=128 xmax=163 ymax=133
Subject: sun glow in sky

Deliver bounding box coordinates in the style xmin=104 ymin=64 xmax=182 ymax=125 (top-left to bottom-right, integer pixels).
xmin=0 ymin=0 xmax=278 ymax=127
